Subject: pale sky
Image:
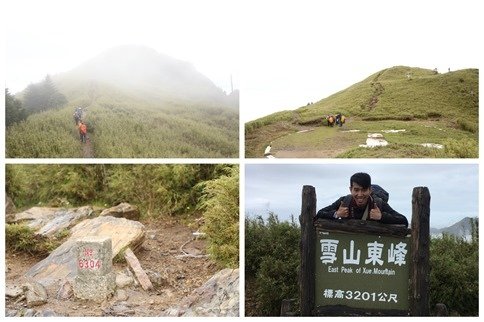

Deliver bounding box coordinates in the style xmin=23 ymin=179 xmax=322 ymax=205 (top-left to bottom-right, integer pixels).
xmin=245 ymin=163 xmax=479 ymax=229
xmin=4 ymin=0 xmax=482 ymax=116
xmin=4 ymin=0 xmax=241 ymax=94
xmin=240 ymin=0 xmax=483 ymax=122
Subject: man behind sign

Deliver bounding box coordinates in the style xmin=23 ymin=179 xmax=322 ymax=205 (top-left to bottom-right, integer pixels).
xmin=315 ymin=172 xmax=408 ymax=227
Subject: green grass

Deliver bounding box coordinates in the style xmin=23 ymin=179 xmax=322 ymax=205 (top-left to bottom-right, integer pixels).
xmin=245 ymin=67 xmax=478 ymax=158
xmin=7 ymin=84 xmax=239 ymax=158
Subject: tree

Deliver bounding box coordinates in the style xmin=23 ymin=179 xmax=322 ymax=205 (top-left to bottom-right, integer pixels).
xmin=5 ymin=88 xmax=27 ymax=126
xmin=22 ymin=75 xmax=67 ymax=113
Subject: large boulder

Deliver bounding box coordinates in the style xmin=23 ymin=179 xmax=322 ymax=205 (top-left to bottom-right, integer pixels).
xmin=7 ymin=206 xmax=94 ymax=237
xmin=162 ymin=268 xmax=239 ymax=317
xmin=25 ymin=216 xmax=145 ymax=287
xmin=7 ymin=207 xmax=59 ymax=227
xmin=100 ymin=203 xmax=140 ymax=221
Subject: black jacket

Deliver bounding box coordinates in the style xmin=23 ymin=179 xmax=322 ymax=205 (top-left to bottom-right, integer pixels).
xmin=316 ymin=195 xmax=408 ymax=227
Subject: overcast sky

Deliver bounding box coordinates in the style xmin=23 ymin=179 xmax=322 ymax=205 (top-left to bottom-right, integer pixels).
xmin=4 ymin=0 xmax=482 ymax=117
xmin=240 ymin=0 xmax=483 ymax=122
xmin=245 ymin=163 xmax=479 ymax=229
xmin=4 ymin=0 xmax=240 ymax=94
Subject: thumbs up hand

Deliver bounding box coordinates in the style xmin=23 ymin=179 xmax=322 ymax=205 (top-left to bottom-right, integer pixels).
xmin=369 ymin=203 xmax=382 ymax=220
xmin=336 ymin=201 xmax=349 ymax=218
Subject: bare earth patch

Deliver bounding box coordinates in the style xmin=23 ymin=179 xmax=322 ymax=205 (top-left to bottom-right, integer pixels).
xmin=5 ymin=219 xmax=218 ymax=317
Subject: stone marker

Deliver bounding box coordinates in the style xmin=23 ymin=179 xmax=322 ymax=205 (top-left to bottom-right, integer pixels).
xmin=25 ymin=216 xmax=145 ymax=287
xmin=73 ymin=236 xmax=115 ymax=302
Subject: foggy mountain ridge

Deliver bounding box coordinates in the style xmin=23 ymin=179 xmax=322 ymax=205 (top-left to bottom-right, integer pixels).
xmin=430 ymin=216 xmax=478 ymax=239
xmin=54 ymin=45 xmax=236 ymax=108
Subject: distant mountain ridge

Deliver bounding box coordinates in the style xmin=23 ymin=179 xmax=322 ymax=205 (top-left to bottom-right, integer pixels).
xmin=431 ymin=217 xmax=478 ymax=239
xmin=54 ymin=45 xmax=235 ymax=107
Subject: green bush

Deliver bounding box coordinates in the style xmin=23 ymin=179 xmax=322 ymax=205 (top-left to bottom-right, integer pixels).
xmin=443 ymin=138 xmax=478 ymax=158
xmin=429 ymin=221 xmax=478 ymax=316
xmin=456 ymin=118 xmax=478 ymax=133
xmin=245 ymin=213 xmax=300 ymax=316
xmin=6 ymin=164 xmax=233 ymax=218
xmin=5 ymin=224 xmax=64 ymax=256
xmin=198 ymin=166 xmax=239 ymax=268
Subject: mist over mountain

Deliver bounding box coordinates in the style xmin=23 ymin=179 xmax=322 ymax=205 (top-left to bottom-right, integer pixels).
xmin=7 ymin=45 xmax=239 ymax=158
xmin=54 ymin=45 xmax=235 ymax=107
xmin=430 ymin=217 xmax=478 ymax=240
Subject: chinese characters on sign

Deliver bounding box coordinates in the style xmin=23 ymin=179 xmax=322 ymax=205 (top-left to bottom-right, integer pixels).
xmin=323 ymin=289 xmax=398 ymax=303
xmin=78 ymin=247 xmax=102 ymax=270
xmin=315 ymin=231 xmax=410 ymax=310
xmin=320 ymin=239 xmax=408 ymax=275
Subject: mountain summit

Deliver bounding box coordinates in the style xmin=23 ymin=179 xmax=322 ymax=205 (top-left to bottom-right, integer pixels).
xmin=7 ymin=45 xmax=239 ymax=158
xmin=56 ymin=45 xmax=231 ymax=106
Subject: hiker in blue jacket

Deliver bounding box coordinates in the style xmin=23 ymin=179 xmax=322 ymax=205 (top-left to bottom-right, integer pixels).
xmin=315 ymin=172 xmax=408 ymax=227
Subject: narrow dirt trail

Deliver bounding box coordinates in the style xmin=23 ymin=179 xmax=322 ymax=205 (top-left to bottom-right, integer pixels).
xmin=82 ymin=139 xmax=94 ymax=158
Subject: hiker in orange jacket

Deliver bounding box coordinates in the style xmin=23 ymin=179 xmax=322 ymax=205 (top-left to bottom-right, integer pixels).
xmin=79 ymin=121 xmax=87 ymax=143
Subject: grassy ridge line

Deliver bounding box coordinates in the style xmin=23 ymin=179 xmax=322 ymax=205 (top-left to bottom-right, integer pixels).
xmin=245 ymin=67 xmax=478 ymax=158
xmin=89 ymin=103 xmax=238 ymax=158
xmin=246 ymin=67 xmax=478 ymax=130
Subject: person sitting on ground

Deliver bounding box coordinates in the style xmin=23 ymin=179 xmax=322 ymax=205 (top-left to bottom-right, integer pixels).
xmin=78 ymin=121 xmax=87 ymax=143
xmin=315 ymin=172 xmax=408 ymax=226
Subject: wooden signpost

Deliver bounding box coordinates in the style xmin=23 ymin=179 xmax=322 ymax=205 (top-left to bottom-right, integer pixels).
xmin=299 ymin=185 xmax=430 ymax=316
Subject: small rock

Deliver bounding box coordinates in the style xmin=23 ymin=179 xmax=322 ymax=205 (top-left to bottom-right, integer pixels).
xmin=23 ymin=308 xmax=36 ymax=317
xmin=5 ymin=284 xmax=23 ymax=298
xmin=23 ymin=282 xmax=48 ymax=307
xmin=100 ymin=203 xmax=140 ymax=221
xmin=145 ymin=270 xmax=166 ymax=287
xmin=5 ymin=309 xmax=18 ymax=317
xmin=116 ymin=272 xmax=134 ymax=288
xmin=36 ymin=309 xmax=58 ymax=317
xmin=116 ymin=289 xmax=129 ymax=301
xmin=56 ymin=280 xmax=73 ymax=300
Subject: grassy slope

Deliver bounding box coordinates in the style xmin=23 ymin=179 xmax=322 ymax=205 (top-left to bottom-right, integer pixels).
xmin=7 ymin=81 xmax=239 ymax=158
xmin=245 ymin=66 xmax=478 ymax=158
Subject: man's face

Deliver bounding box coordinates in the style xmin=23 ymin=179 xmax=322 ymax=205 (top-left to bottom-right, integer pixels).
xmin=349 ymin=182 xmax=371 ymax=208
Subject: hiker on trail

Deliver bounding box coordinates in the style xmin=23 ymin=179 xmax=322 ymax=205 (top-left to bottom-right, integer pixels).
xmin=326 ymin=115 xmax=335 ymax=127
xmin=335 ymin=113 xmax=346 ymax=127
xmin=335 ymin=113 xmax=342 ymax=126
xmin=73 ymin=107 xmax=82 ymax=125
xmin=78 ymin=121 xmax=87 ymax=143
xmin=315 ymin=172 xmax=408 ymax=226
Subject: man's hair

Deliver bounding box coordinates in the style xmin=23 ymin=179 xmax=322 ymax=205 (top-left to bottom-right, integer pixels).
xmin=350 ymin=172 xmax=371 ymax=189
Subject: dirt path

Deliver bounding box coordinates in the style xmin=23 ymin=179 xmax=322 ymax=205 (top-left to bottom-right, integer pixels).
xmin=82 ymin=138 xmax=94 ymax=158
xmin=5 ymin=219 xmax=218 ymax=317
